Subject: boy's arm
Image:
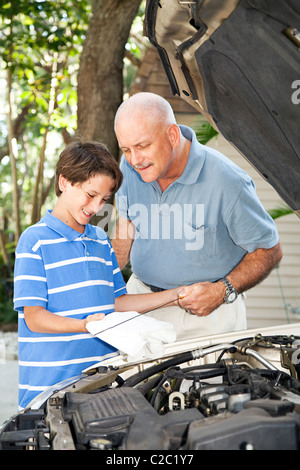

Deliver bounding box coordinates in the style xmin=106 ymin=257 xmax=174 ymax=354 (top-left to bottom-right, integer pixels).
xmin=114 ymin=287 xmax=182 ymax=314
xmin=24 ymin=306 xmax=105 ymax=333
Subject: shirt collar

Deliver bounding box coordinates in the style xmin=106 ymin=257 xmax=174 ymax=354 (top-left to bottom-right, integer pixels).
xmin=42 ymin=210 xmax=98 ymax=241
xmin=176 ymin=125 xmax=206 ymax=185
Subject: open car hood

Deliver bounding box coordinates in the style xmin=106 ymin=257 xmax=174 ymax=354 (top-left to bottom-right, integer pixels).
xmin=144 ymin=0 xmax=300 ymax=216
xmin=1 ymin=323 xmax=300 ymax=450
xmin=1 ymin=1 xmax=300 ymax=453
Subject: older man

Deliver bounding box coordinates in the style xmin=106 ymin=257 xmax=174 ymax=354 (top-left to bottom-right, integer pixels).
xmin=111 ymin=92 xmax=282 ymax=340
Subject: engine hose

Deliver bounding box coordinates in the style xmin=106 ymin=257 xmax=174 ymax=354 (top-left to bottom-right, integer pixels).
xmin=136 ymin=374 xmax=165 ymax=396
xmin=150 ymin=375 xmax=169 ymax=406
xmin=123 ymin=351 xmax=195 ymax=388
xmin=124 ymin=344 xmax=237 ymax=388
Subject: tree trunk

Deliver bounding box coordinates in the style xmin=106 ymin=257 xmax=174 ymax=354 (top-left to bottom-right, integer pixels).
xmin=77 ymin=0 xmax=142 ymax=160
xmin=0 ymin=230 xmax=9 ymax=265
xmin=7 ymin=66 xmax=21 ymax=241
xmin=31 ymin=53 xmax=58 ymax=224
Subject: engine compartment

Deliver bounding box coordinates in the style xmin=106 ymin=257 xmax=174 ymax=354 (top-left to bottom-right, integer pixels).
xmin=1 ymin=334 xmax=300 ymax=450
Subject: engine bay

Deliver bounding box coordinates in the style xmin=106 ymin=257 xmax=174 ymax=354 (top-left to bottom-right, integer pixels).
xmin=1 ymin=333 xmax=300 ymax=450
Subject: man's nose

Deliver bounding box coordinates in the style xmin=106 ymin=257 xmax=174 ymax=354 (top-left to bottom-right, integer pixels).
xmin=130 ymin=148 xmax=143 ymax=166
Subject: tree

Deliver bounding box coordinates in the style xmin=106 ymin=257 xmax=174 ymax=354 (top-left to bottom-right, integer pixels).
xmin=0 ymin=1 xmax=91 ymax=322
xmin=0 ymin=0 xmax=91 ymax=238
xmin=77 ymin=0 xmax=142 ymax=159
xmin=0 ymin=1 xmax=146 ymax=323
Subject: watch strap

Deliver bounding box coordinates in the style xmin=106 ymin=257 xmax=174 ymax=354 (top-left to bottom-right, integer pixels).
xmin=219 ymin=277 xmax=238 ymax=304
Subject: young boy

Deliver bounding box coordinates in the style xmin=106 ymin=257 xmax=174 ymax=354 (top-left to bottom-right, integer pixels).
xmin=14 ymin=140 xmax=181 ymax=410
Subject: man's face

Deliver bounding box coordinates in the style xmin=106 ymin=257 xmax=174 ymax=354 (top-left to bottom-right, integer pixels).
xmin=115 ymin=115 xmax=177 ymax=184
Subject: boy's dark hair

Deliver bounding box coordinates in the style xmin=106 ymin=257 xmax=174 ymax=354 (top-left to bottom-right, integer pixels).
xmin=55 ymin=140 xmax=123 ymax=197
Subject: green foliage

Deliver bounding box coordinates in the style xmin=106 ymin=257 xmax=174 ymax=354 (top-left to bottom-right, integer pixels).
xmin=268 ymin=205 xmax=294 ymax=220
xmin=0 ymin=0 xmax=92 ymax=325
xmin=0 ymin=299 xmax=17 ymax=326
xmin=0 ymin=0 xmax=91 ymax=232
xmin=0 ymin=256 xmax=16 ymax=325
xmin=0 ymin=1 xmax=146 ymax=325
xmin=194 ymin=120 xmax=219 ymax=145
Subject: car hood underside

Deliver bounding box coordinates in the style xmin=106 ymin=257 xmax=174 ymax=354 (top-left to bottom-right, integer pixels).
xmin=145 ymin=0 xmax=300 ymax=216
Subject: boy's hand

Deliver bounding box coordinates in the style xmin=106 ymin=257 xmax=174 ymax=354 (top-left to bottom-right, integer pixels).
xmin=84 ymin=313 xmax=105 ymax=331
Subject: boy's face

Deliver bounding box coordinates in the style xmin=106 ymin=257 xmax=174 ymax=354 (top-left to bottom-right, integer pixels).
xmin=55 ymin=173 xmax=113 ymax=232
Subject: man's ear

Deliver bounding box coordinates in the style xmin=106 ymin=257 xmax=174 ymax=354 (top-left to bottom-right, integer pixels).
xmin=167 ymin=124 xmax=180 ymax=148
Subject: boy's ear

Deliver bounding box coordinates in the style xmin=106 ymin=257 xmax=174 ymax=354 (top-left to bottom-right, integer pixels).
xmin=58 ymin=174 xmax=68 ymax=193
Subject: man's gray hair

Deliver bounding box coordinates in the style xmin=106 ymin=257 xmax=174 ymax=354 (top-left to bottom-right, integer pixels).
xmin=114 ymin=92 xmax=177 ymax=129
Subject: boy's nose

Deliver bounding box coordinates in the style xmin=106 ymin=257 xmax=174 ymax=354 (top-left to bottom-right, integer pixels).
xmin=88 ymin=197 xmax=104 ymax=214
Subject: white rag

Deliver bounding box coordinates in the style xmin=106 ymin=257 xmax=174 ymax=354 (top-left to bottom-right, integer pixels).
xmin=86 ymin=311 xmax=177 ymax=361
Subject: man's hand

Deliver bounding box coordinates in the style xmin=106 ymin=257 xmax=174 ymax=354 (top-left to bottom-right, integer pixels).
xmin=179 ymin=281 xmax=225 ymax=316
xmin=178 ymin=242 xmax=282 ymax=317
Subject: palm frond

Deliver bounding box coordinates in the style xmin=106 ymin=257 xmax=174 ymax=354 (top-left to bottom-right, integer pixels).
xmin=194 ymin=122 xmax=218 ymax=145
xmin=268 ymin=205 xmax=293 ymax=220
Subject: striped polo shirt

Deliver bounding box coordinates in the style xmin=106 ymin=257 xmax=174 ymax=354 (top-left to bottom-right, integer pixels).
xmin=14 ymin=210 xmax=127 ymax=409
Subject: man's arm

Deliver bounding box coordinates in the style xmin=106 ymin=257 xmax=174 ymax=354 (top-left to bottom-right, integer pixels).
xmin=110 ymin=215 xmax=135 ymax=270
xmin=179 ymin=242 xmax=283 ymax=316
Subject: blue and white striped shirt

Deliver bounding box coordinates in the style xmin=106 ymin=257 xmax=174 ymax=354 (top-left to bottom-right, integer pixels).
xmin=14 ymin=210 xmax=127 ymax=409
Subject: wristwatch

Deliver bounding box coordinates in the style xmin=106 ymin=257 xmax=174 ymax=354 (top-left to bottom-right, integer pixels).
xmin=219 ymin=277 xmax=238 ymax=304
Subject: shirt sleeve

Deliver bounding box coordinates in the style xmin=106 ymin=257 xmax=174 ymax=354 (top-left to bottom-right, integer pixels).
xmin=110 ymin=240 xmax=127 ymax=298
xmin=14 ymin=230 xmax=48 ymax=312
xmin=225 ymin=178 xmax=279 ymax=252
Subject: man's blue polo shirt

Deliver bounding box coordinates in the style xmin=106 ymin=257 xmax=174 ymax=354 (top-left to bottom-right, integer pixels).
xmin=14 ymin=211 xmax=127 ymax=409
xmin=116 ymin=125 xmax=279 ymax=289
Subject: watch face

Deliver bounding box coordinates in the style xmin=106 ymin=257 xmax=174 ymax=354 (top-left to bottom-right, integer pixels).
xmin=227 ymin=291 xmax=237 ymax=302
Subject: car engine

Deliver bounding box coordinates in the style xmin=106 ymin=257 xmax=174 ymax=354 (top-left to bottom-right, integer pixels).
xmin=1 ymin=334 xmax=300 ymax=450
